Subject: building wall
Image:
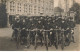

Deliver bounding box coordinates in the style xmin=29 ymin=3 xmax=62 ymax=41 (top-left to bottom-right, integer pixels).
xmin=6 ymin=0 xmax=54 ymax=17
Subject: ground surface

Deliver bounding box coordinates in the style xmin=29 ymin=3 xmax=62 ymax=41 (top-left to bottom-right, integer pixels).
xmin=0 ymin=24 xmax=80 ymax=51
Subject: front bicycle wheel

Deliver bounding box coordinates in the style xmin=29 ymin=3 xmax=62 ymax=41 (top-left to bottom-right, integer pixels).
xmin=55 ymin=32 xmax=58 ymax=49
xmin=27 ymin=35 xmax=31 ymax=48
xmin=45 ymin=35 xmax=49 ymax=50
xmin=65 ymin=34 xmax=70 ymax=46
xmin=16 ymin=32 xmax=20 ymax=49
xmin=61 ymin=33 xmax=65 ymax=50
xmin=34 ymin=34 xmax=38 ymax=50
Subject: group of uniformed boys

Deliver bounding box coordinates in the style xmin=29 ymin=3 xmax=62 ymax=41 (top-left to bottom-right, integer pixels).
xmin=11 ymin=16 xmax=75 ymax=47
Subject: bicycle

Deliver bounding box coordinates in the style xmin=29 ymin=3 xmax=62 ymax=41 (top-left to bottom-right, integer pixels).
xmin=54 ymin=29 xmax=59 ymax=49
xmin=15 ymin=28 xmax=21 ymax=49
xmin=61 ymin=29 xmax=65 ymax=50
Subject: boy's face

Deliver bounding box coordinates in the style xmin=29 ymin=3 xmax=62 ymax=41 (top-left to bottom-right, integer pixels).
xmin=23 ymin=19 xmax=25 ymax=23
xmin=69 ymin=19 xmax=71 ymax=21
xmin=62 ymin=20 xmax=64 ymax=23
xmin=17 ymin=20 xmax=19 ymax=23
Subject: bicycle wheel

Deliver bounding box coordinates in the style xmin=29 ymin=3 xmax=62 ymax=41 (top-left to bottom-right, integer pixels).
xmin=55 ymin=32 xmax=58 ymax=49
xmin=34 ymin=34 xmax=38 ymax=50
xmin=65 ymin=34 xmax=71 ymax=46
xmin=46 ymin=34 xmax=49 ymax=50
xmin=16 ymin=32 xmax=20 ymax=49
xmin=11 ymin=31 xmax=15 ymax=41
xmin=27 ymin=34 xmax=31 ymax=48
xmin=61 ymin=33 xmax=65 ymax=50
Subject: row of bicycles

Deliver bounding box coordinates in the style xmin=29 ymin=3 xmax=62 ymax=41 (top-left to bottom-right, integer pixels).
xmin=11 ymin=16 xmax=75 ymax=50
xmin=11 ymin=27 xmax=75 ymax=50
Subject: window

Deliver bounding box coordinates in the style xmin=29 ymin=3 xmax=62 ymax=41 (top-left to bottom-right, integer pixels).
xmin=31 ymin=0 xmax=32 ymax=3
xmin=10 ymin=9 xmax=12 ymax=11
xmin=38 ymin=0 xmax=40 ymax=3
xmin=10 ymin=9 xmax=15 ymax=12
xmin=20 ymin=7 xmax=21 ymax=9
xmin=43 ymin=0 xmax=44 ymax=3
xmin=1 ymin=0 xmax=6 ymax=4
xmin=20 ymin=3 xmax=21 ymax=6
xmin=17 ymin=3 xmax=22 ymax=12
xmin=10 ymin=1 xmax=15 ymax=12
xmin=24 ymin=4 xmax=27 ymax=13
xmin=34 ymin=8 xmax=36 ymax=14
xmin=18 ymin=3 xmax=21 ymax=6
xmin=34 ymin=11 xmax=36 ymax=14
xmin=35 ymin=0 xmax=36 ymax=3
xmin=38 ymin=7 xmax=40 ymax=12
xmin=12 ymin=9 xmax=14 ymax=12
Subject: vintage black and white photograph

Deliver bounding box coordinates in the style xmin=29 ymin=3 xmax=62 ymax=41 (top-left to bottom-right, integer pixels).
xmin=0 ymin=0 xmax=80 ymax=51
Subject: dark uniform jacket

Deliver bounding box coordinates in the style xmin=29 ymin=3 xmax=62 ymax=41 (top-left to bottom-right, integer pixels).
xmin=12 ymin=20 xmax=20 ymax=29
xmin=67 ymin=21 xmax=75 ymax=28
xmin=61 ymin=20 xmax=68 ymax=30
